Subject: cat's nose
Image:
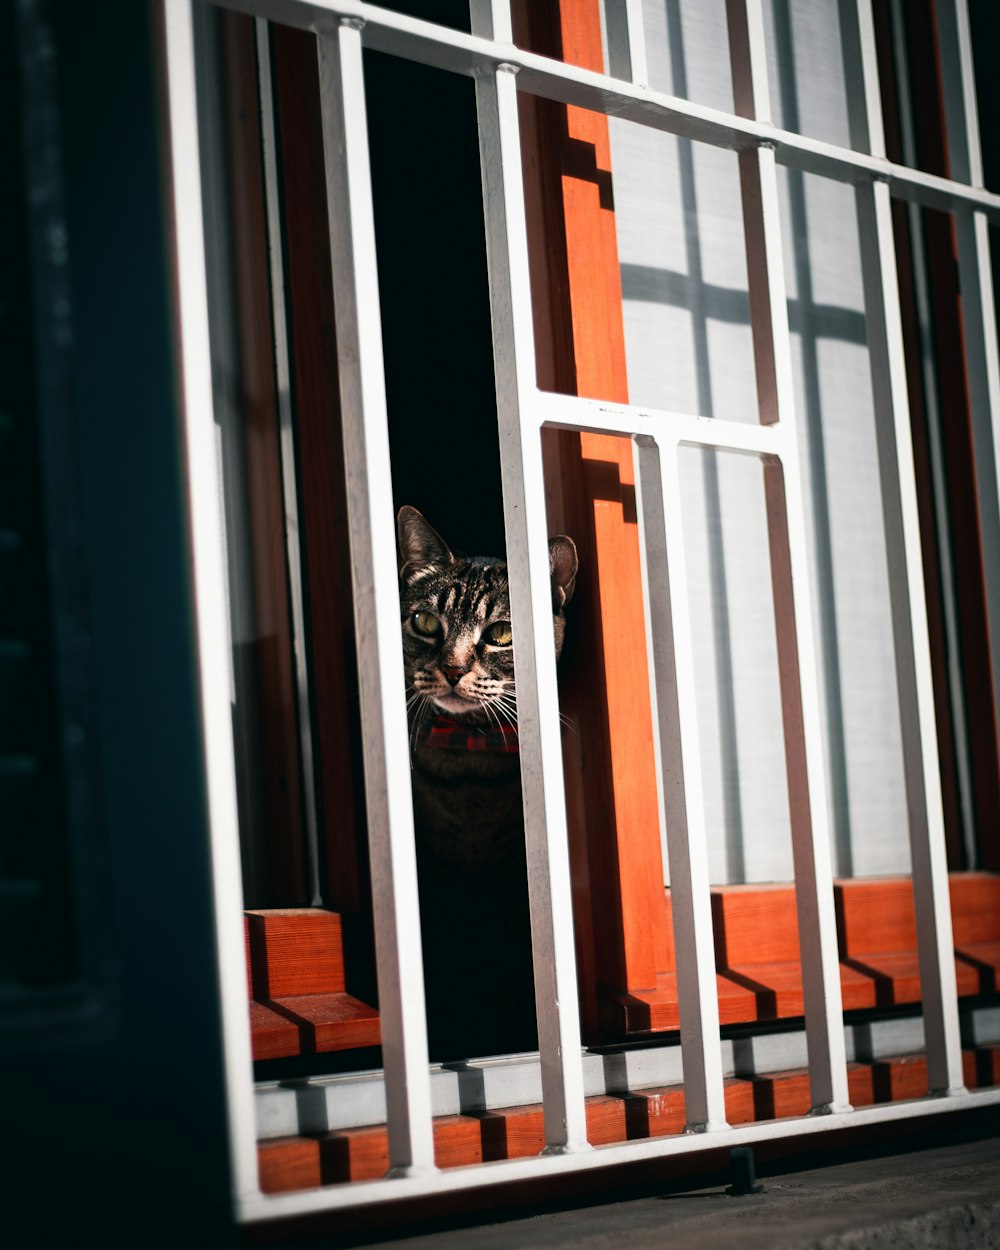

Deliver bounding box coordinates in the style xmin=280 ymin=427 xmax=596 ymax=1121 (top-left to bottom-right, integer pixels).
xmin=441 ymin=665 xmax=469 ymax=687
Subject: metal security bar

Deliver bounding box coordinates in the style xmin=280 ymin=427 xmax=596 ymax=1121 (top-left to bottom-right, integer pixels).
xmin=840 ymin=0 xmax=965 ymax=1095
xmin=470 ymin=0 xmax=591 ymax=1155
xmin=159 ymin=0 xmax=1000 ymax=1224
xmin=934 ymin=0 xmax=1000 ymax=817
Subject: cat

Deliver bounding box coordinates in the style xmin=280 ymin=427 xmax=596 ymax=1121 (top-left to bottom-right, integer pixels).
xmin=397 ymin=505 xmax=578 ymax=1060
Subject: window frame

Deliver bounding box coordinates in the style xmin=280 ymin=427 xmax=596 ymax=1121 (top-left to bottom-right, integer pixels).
xmin=159 ymin=0 xmax=1000 ymax=1222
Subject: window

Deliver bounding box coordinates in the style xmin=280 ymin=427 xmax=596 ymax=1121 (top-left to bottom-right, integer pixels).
xmin=161 ymin=0 xmax=1000 ymax=1218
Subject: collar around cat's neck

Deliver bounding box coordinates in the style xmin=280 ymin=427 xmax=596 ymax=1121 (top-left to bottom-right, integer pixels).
xmin=422 ymin=713 xmax=519 ymax=754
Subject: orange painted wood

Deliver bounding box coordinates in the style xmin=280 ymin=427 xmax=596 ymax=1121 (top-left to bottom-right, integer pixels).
xmin=602 ymin=874 xmax=1000 ymax=1034
xmin=245 ymin=909 xmax=379 ymax=1059
xmin=513 ymin=0 xmax=672 ymax=1041
xmin=464 ymin=1097 xmax=629 ymax=1159
xmin=950 ymin=872 xmax=1000 ymax=944
xmin=836 ymin=875 xmax=991 ymax=1005
xmin=558 ymin=0 xmax=667 ymax=997
xmin=475 ymin=1106 xmax=542 ymax=1162
xmin=245 ymin=909 xmax=345 ymax=998
xmin=963 ymin=1044 xmax=1000 ymax=1088
xmin=950 ymin=874 xmax=1000 ymax=993
xmin=310 ymin=1096 xmax=635 ymax=1186
xmin=318 ymin=1124 xmax=388 ymax=1185
xmin=249 ymin=993 xmax=379 ymax=1061
xmin=257 ymin=1137 xmax=321 ymax=1194
xmin=711 ymin=885 xmax=802 ymax=966
xmin=318 ymin=1116 xmax=485 ymax=1184
xmin=249 ymin=999 xmax=300 ymax=1061
xmin=854 ymin=1055 xmax=931 ymax=1104
xmin=621 ymin=1079 xmax=754 ymax=1136
xmin=739 ymin=1068 xmax=813 ymax=1122
xmin=250 ymin=992 xmax=381 ymax=1061
xmin=836 ymin=877 xmax=919 ymax=957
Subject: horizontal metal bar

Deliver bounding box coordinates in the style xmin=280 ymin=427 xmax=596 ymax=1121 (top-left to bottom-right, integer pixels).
xmin=204 ymin=0 xmax=1000 ymax=221
xmin=240 ymin=1084 xmax=1000 ymax=1221
xmin=535 ymin=390 xmax=788 ymax=457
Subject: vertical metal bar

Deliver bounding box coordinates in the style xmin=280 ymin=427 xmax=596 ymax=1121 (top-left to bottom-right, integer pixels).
xmin=837 ymin=0 xmax=886 ymax=155
xmin=726 ymin=0 xmax=851 ymax=1114
xmin=471 ymin=3 xmax=589 ymax=1152
xmin=468 ymin=0 xmax=513 ymax=45
xmin=935 ymin=0 xmax=1000 ymax=796
xmin=255 ymin=16 xmax=323 ymax=906
xmin=158 ymin=0 xmax=259 ymax=1203
xmin=634 ymin=436 xmax=728 ymax=1132
xmin=726 ymin=0 xmax=771 ymax=122
xmin=890 ymin=0 xmax=977 ymax=868
xmin=842 ymin=0 xmax=965 ymax=1094
xmin=934 ymin=0 xmax=983 ymax=186
xmin=604 ymin=0 xmax=649 ymax=86
xmin=315 ymin=19 xmax=437 ymax=1173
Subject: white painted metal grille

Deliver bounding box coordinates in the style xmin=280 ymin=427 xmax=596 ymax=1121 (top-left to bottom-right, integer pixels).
xmin=160 ymin=0 xmax=1000 ymax=1223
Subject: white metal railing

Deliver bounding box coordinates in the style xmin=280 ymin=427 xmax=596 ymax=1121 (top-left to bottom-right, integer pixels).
xmin=159 ymin=0 xmax=1000 ymax=1224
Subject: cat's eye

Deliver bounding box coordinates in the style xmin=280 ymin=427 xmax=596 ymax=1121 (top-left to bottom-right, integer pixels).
xmin=483 ymin=620 xmax=513 ymax=647
xmin=411 ymin=611 xmax=442 ymax=637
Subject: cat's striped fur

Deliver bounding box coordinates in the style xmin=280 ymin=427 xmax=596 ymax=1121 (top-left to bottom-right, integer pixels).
xmin=396 ymin=505 xmax=577 ymax=1058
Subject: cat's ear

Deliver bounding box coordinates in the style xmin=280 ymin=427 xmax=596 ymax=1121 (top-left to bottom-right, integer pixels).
xmin=397 ymin=506 xmax=454 ymax=580
xmin=549 ymin=535 xmax=578 ymax=609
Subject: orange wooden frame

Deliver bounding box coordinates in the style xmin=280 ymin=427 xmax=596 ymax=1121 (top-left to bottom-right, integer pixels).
xmin=514 ymin=0 xmax=673 ymax=1038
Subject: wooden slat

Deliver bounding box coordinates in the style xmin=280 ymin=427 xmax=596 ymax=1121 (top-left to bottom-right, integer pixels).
xmin=245 ymin=909 xmax=345 ymax=998
xmin=950 ymin=872 xmax=1000 ymax=944
xmin=257 ymin=1043 xmax=1000 ymax=1191
xmin=512 ymin=0 xmax=673 ymax=1044
xmin=949 ymin=873 xmax=1000 ymax=994
xmin=245 ymin=909 xmax=380 ymax=1059
xmin=309 ymin=1096 xmax=633 ymax=1185
xmin=602 ymin=874 xmax=1000 ymax=1034
xmin=258 ymin=1136 xmax=321 ymax=1194
xmin=249 ymin=999 xmax=299 ymax=1060
xmin=837 ymin=875 xmax=987 ymax=1005
xmin=249 ymin=992 xmax=380 ymax=1061
xmin=964 ymin=1044 xmax=1000 ymax=1089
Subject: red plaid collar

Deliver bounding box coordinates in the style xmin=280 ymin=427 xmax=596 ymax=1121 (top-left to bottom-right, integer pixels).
xmin=422 ymin=713 xmax=519 ymax=753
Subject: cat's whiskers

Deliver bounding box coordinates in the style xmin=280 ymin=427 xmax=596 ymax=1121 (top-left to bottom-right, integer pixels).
xmin=475 ymin=696 xmax=507 ymax=734
xmin=491 ymin=697 xmax=518 ymax=732
xmin=408 ymin=692 xmax=432 ymax=760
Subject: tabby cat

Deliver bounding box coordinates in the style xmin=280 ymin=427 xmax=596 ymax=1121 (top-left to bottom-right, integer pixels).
xmin=397 ymin=505 xmax=578 ymax=1059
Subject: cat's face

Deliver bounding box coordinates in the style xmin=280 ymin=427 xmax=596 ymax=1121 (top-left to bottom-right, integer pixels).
xmin=397 ymin=506 xmax=577 ymax=727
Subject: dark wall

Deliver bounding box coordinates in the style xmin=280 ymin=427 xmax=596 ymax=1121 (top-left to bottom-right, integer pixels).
xmin=5 ymin=1 xmax=235 ymax=1240
xmin=365 ymin=39 xmax=507 ymax=560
